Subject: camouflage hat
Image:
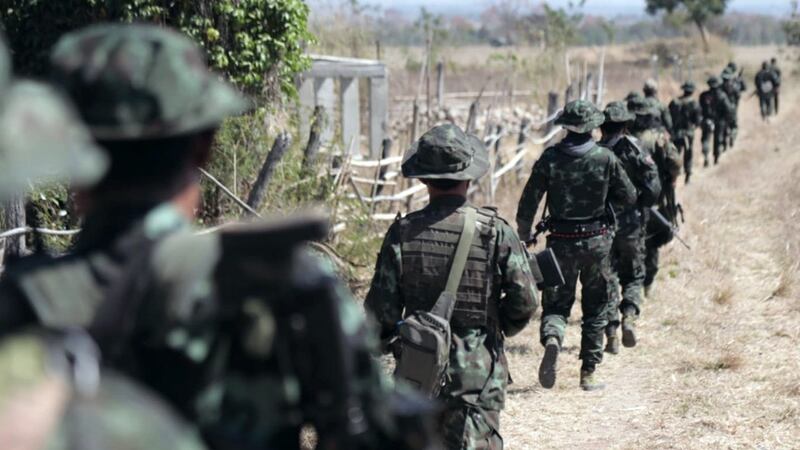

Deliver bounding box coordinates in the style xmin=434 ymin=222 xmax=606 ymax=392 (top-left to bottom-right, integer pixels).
xmin=50 ymin=24 xmax=251 ymax=141
xmin=721 ymin=69 xmax=734 ymax=80
xmin=643 ymin=78 xmax=658 ymax=95
xmin=603 ymin=101 xmax=635 ymax=123
xmin=402 ymin=123 xmax=488 ymax=181
xmin=681 ymin=81 xmax=696 ymax=93
xmin=727 ymin=61 xmax=738 ymax=71
xmin=0 ymin=81 xmax=108 ymax=196
xmin=627 ymin=95 xmax=658 ymax=117
xmin=707 ymin=76 xmax=722 ymax=88
xmin=555 ymin=100 xmax=605 ymax=133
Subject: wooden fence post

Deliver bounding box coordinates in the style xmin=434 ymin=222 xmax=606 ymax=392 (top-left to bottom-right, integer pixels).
xmin=547 ymin=92 xmax=559 ymax=132
xmin=303 ymin=106 xmax=324 ymax=170
xmin=246 ymin=132 xmax=292 ymax=213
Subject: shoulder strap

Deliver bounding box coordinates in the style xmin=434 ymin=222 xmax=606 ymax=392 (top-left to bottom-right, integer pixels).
xmin=444 ymin=207 xmax=477 ymax=294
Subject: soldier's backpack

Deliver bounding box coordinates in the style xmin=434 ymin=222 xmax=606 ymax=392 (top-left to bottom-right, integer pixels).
xmin=394 ymin=208 xmax=477 ymax=398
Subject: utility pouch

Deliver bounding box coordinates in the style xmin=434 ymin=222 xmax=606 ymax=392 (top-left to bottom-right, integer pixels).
xmin=395 ymin=208 xmax=477 ymax=398
xmin=529 ymin=248 xmax=565 ymax=290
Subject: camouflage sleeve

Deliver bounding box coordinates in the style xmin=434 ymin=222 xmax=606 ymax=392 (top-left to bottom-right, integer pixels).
xmin=515 ymin=156 xmax=549 ymax=240
xmin=364 ymin=223 xmax=404 ymax=351
xmin=633 ymin=150 xmax=662 ymax=208
xmin=494 ymin=221 xmax=538 ymax=338
xmin=664 ymin=140 xmax=682 ymax=181
xmin=661 ymin=105 xmax=673 ymax=134
xmin=607 ymin=154 xmax=637 ymax=208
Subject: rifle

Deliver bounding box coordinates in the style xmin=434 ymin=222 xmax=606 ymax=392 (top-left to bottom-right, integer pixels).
xmin=650 ymin=207 xmax=691 ymax=250
xmin=213 ymin=214 xmax=439 ymax=450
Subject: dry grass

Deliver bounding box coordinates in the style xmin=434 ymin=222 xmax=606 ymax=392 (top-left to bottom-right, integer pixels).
xmin=711 ymin=284 xmax=735 ymax=306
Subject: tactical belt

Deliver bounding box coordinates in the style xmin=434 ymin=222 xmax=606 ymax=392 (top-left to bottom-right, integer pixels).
xmin=549 ymin=218 xmax=609 ymax=239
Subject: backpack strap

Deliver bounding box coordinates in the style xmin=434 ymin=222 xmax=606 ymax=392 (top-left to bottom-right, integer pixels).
xmin=429 ymin=207 xmax=477 ymax=320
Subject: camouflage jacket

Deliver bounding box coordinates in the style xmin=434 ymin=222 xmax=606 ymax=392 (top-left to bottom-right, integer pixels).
xmin=0 ymin=203 xmax=425 ymax=449
xmin=668 ymin=96 xmax=702 ymax=138
xmin=724 ymin=77 xmax=747 ymax=104
xmin=755 ymin=69 xmax=779 ymax=95
xmin=599 ymin=134 xmax=662 ymax=215
xmin=515 ymin=135 xmax=636 ymax=238
xmin=633 ymin=129 xmax=682 ymax=189
xmin=647 ymin=96 xmax=674 ymax=133
xmin=699 ymin=88 xmax=734 ymax=123
xmin=365 ymin=195 xmax=538 ymax=411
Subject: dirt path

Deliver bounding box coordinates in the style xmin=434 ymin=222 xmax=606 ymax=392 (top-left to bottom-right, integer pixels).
xmin=500 ymin=83 xmax=800 ymax=449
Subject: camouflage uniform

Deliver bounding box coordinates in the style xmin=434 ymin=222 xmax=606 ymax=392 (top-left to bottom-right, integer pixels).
xmin=721 ymin=64 xmax=746 ymax=147
xmin=0 ymin=37 xmax=205 ymax=450
xmin=516 ymin=101 xmax=636 ymax=390
xmin=770 ymin=58 xmax=781 ymax=114
xmin=599 ymin=102 xmax=661 ymax=353
xmin=699 ymin=77 xmax=734 ymax=165
xmin=668 ymin=82 xmax=702 ymax=183
xmin=366 ymin=124 xmax=538 ymax=449
xmin=755 ymin=62 xmax=779 ymax=120
xmin=628 ymin=98 xmax=682 ymax=295
xmin=0 ymin=25 xmax=435 ymax=450
xmin=643 ymin=79 xmax=673 ymax=133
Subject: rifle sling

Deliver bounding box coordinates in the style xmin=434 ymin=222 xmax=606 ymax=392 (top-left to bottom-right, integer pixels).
xmin=430 ymin=207 xmax=477 ymax=319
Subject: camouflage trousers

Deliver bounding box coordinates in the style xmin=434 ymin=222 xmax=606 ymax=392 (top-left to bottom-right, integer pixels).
xmin=759 ymin=94 xmax=773 ymax=119
xmin=725 ymin=108 xmax=738 ymax=148
xmin=540 ymin=233 xmax=614 ymax=366
xmin=674 ymin=133 xmax=695 ymax=177
xmin=608 ymin=223 xmax=646 ymax=326
xmin=441 ymin=405 xmax=502 ymax=450
xmin=701 ymin=119 xmax=727 ymax=163
xmin=644 ymin=243 xmax=660 ymax=290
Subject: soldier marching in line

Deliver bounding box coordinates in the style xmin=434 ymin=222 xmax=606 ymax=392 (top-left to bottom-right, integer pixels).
xmin=699 ymin=76 xmax=734 ymax=166
xmin=516 ymin=100 xmax=636 ymax=391
xmin=721 ymin=62 xmax=747 ymax=149
xmin=0 ymin=24 xmax=439 ymax=450
xmin=769 ymin=57 xmax=782 ymax=115
xmin=755 ymin=61 xmax=779 ymax=121
xmin=669 ymin=82 xmax=702 ymax=184
xmin=626 ymin=96 xmax=682 ymax=297
xmin=599 ymin=102 xmax=662 ymax=355
xmin=366 ymin=123 xmax=538 ymax=449
xmin=643 ymin=79 xmax=673 ymax=134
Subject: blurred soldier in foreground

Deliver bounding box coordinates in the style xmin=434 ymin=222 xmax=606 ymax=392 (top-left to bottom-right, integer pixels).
xmin=769 ymin=57 xmax=781 ymax=115
xmin=599 ymin=102 xmax=661 ymax=354
xmin=698 ymin=76 xmax=734 ymax=165
xmin=517 ymin=100 xmax=635 ymax=391
xmin=0 ymin=24 xmax=437 ymax=449
xmin=627 ymin=96 xmax=682 ymax=297
xmin=0 ymin=36 xmax=207 ymax=450
xmin=643 ymin=79 xmax=673 ymax=133
xmin=755 ymin=62 xmax=778 ymax=121
xmin=721 ymin=63 xmax=746 ymax=148
xmin=366 ymin=123 xmax=538 ymax=449
xmin=669 ymin=82 xmax=701 ymax=184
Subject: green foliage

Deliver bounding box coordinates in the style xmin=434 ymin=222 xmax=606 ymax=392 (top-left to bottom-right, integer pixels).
xmin=645 ymin=0 xmax=728 ymax=23
xmin=1 ymin=0 xmax=313 ymax=97
xmin=542 ymin=4 xmax=584 ymax=48
xmin=785 ymin=0 xmax=800 ymax=46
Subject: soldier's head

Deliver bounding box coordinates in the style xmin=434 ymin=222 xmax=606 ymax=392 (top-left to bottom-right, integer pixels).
xmin=762 ymin=61 xmax=769 ymax=70
xmin=600 ymin=101 xmax=634 ymax=139
xmin=49 ymin=24 xmax=250 ymax=215
xmin=771 ymin=57 xmax=777 ymax=65
xmin=727 ymin=62 xmax=737 ymax=72
xmin=721 ymin=70 xmax=734 ymax=82
xmin=643 ymin=79 xmax=658 ymax=97
xmin=681 ymin=81 xmax=696 ymax=95
xmin=627 ymin=96 xmax=659 ymax=132
xmin=0 ymin=35 xmax=107 ymax=200
xmin=555 ymin=100 xmax=605 ymax=137
xmin=707 ymin=76 xmax=722 ymax=89
xmin=402 ymin=123 xmax=488 ymax=196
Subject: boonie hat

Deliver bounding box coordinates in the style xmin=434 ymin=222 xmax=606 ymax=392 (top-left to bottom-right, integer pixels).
xmin=401 ymin=124 xmax=489 ymax=181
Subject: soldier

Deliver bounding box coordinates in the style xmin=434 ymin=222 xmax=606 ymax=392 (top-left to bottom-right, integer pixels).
xmin=627 ymin=96 xmax=682 ymax=297
xmin=599 ymin=102 xmax=661 ymax=354
xmin=0 ymin=24 xmax=437 ymax=450
xmin=668 ymin=82 xmax=702 ymax=183
xmin=721 ymin=64 xmax=746 ymax=148
xmin=769 ymin=57 xmax=782 ymax=115
xmin=643 ymin=79 xmax=673 ymax=133
xmin=366 ymin=123 xmax=538 ymax=449
xmin=755 ymin=61 xmax=778 ymax=120
xmin=0 ymin=38 xmax=207 ymax=450
xmin=516 ymin=100 xmax=636 ymax=391
xmin=698 ymin=76 xmax=734 ymax=165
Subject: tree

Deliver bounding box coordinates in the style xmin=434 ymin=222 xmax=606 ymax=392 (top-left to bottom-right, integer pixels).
xmin=645 ymin=0 xmax=729 ymax=52
xmin=784 ymin=0 xmax=800 ymax=46
xmin=1 ymin=0 xmax=313 ymax=98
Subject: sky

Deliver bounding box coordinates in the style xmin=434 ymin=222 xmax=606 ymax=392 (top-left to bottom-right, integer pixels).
xmin=339 ymin=0 xmax=793 ymax=18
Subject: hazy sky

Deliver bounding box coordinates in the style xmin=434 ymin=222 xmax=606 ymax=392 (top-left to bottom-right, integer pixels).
xmin=342 ymin=0 xmax=792 ymax=17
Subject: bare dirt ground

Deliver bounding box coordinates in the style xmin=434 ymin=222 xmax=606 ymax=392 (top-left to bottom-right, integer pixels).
xmin=498 ymin=70 xmax=800 ymax=449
